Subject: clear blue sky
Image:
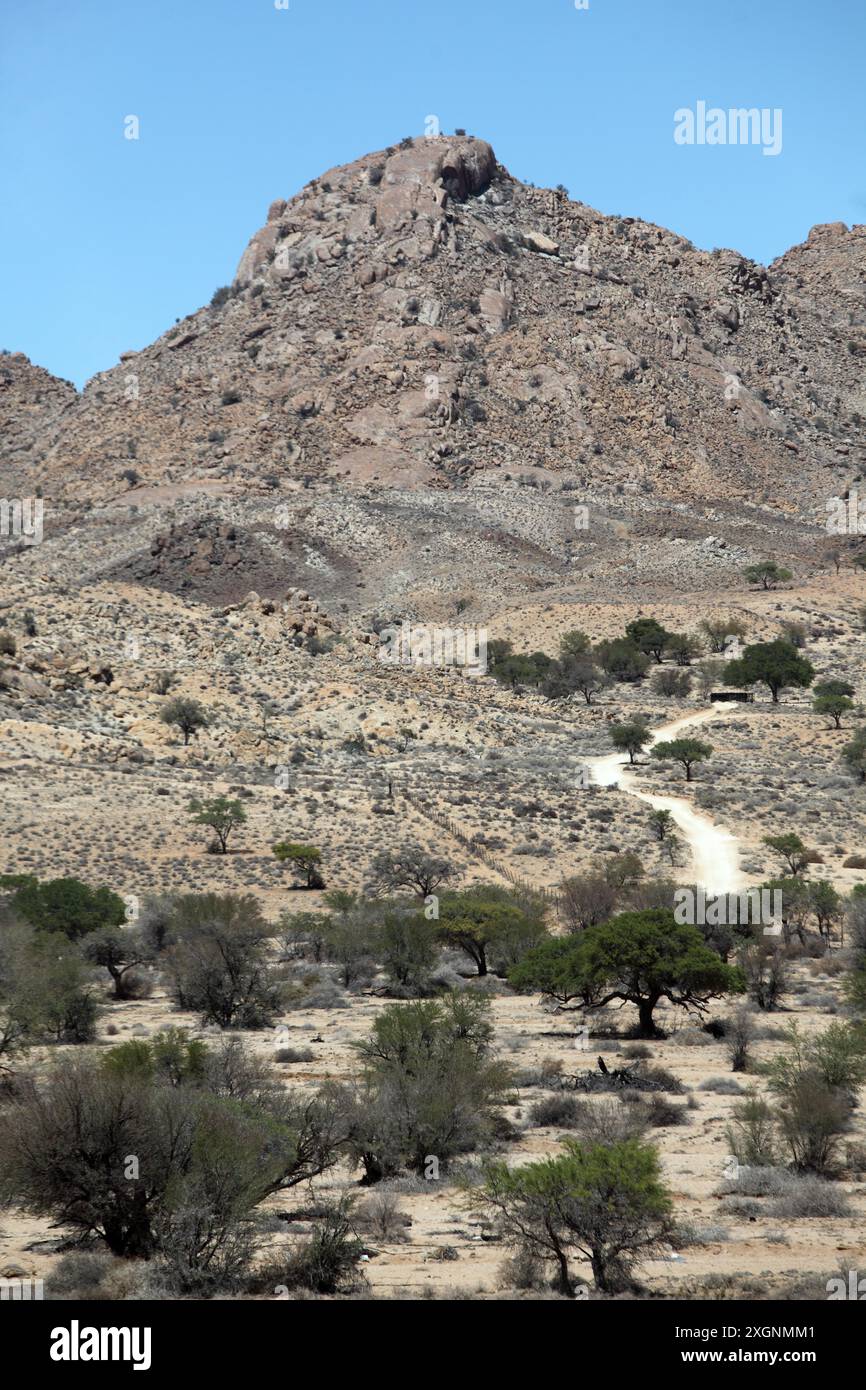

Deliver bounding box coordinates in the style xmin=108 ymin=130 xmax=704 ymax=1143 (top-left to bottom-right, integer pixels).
xmin=2 ymin=0 xmax=863 ymax=389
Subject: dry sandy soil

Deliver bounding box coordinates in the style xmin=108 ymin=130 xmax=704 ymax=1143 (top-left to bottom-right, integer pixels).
xmin=2 ymin=568 xmax=866 ymax=1299
xmin=1 ymin=964 xmax=862 ymax=1300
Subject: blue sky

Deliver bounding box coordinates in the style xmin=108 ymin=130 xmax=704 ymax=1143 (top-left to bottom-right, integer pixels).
xmin=1 ymin=0 xmax=863 ymax=389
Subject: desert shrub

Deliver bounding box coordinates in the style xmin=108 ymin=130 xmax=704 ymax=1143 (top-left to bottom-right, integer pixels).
xmin=498 ymin=1246 xmax=547 ymax=1290
xmin=322 ymin=910 xmax=378 ymax=989
xmin=529 ymin=1095 xmax=583 ymax=1128
xmin=643 ymin=1094 xmax=690 ymax=1127
xmin=284 ymin=972 xmax=348 ymax=1011
xmin=102 ymin=1029 xmax=208 ymax=1087
xmin=725 ymin=1094 xmax=778 ymax=1168
xmin=343 ymin=993 xmax=510 ymax=1181
xmin=475 ymin=1138 xmax=674 ymax=1294
xmin=1 ymin=923 xmax=100 ymax=1054
xmin=632 ymin=1064 xmax=684 ymax=1093
xmin=725 ymin=1009 xmax=755 ymax=1072
xmin=377 ymin=907 xmax=438 ymax=994
xmin=673 ymin=1026 xmax=714 ymax=1047
xmin=152 ymin=669 xmax=177 ymax=695
xmin=278 ymin=910 xmax=331 ymax=962
xmin=118 ymin=968 xmax=153 ymax=1000
xmin=0 ymin=1054 xmax=347 ymax=1264
xmin=0 ymin=1064 xmax=256 ymax=1261
xmin=801 ymin=1021 xmax=866 ymax=1093
xmin=652 ymin=668 xmax=692 ymax=698
xmin=560 ymin=873 xmax=617 ymax=934
xmin=165 ymin=893 xmax=282 ymax=1028
xmin=47 ymin=1251 xmax=125 ymax=1300
xmin=568 ymin=1098 xmax=649 ymax=1146
xmin=775 ymin=1074 xmax=849 ymax=1173
xmin=717 ymin=1164 xmax=789 ymax=1197
xmin=769 ymin=1176 xmax=852 ymax=1219
xmin=740 ymin=944 xmax=789 ymax=1010
xmin=717 ymin=1196 xmax=762 ymax=1217
xmin=674 ymin=1224 xmax=730 ymax=1247
xmin=268 ymin=1200 xmax=364 ymax=1295
xmin=699 ymin=1076 xmax=746 ymax=1094
xmin=355 ymin=1190 xmax=411 ymax=1242
xmin=202 ymin=1035 xmax=281 ymax=1102
xmin=139 ymin=894 xmax=177 ymax=954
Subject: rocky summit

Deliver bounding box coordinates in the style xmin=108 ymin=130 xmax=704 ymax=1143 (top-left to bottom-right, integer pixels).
xmin=3 ymin=135 xmax=865 ymax=619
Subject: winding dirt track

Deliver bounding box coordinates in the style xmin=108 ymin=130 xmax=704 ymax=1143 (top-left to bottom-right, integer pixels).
xmin=587 ymin=707 xmax=744 ymax=894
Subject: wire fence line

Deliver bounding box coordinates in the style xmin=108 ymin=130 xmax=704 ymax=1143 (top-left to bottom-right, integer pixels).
xmin=401 ymin=785 xmax=564 ymax=911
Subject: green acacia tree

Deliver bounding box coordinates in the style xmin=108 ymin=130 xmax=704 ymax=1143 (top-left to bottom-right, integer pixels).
xmin=648 ymin=809 xmax=675 ymax=842
xmin=82 ymin=926 xmax=153 ymax=999
xmin=544 ymin=654 xmax=607 ymax=705
xmin=726 ymin=639 xmax=814 ymax=703
xmin=559 ymin=630 xmax=592 ymax=660
xmin=812 ymin=679 xmax=855 ymax=729
xmin=698 ymin=616 xmax=748 ymax=653
xmin=510 ymin=910 xmax=744 ymax=1037
xmin=743 ymin=561 xmax=792 ymax=590
xmin=474 ymin=1139 xmax=674 ymax=1294
xmin=762 ymin=833 xmax=820 ymax=877
xmin=188 ymin=796 xmax=247 ymax=854
xmin=665 ymin=633 xmax=702 ymax=666
xmin=346 ymin=994 xmax=510 ymax=1181
xmin=650 ymin=737 xmax=713 ymax=782
xmin=6 ymin=876 xmax=126 ymax=941
xmin=160 ymin=696 xmax=210 ymax=745
xmin=508 ymin=936 xmax=585 ymax=1005
xmin=436 ymin=886 xmax=548 ymax=976
xmin=625 ymin=618 xmax=670 ymax=663
xmin=807 ymin=881 xmax=844 ymax=946
xmin=610 ymin=721 xmax=651 ymax=764
xmin=594 ymin=640 xmax=650 ymax=683
xmin=273 ymin=842 xmax=325 ymax=888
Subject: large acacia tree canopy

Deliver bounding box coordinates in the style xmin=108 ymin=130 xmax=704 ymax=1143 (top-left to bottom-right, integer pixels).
xmin=510 ymin=910 xmax=744 ymax=1033
xmin=726 ymin=640 xmax=814 ymax=701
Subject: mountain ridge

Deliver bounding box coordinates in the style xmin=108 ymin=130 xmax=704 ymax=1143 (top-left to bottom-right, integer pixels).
xmin=2 ymin=135 xmax=864 ymax=523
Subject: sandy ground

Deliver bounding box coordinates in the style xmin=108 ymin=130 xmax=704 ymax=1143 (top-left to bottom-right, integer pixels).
xmin=1 ymin=962 xmax=864 ymax=1300
xmin=2 ymin=575 xmax=866 ymax=1297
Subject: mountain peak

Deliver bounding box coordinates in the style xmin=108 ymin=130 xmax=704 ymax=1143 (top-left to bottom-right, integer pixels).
xmin=235 ymin=135 xmax=497 ymax=283
xmin=7 ymin=135 xmax=863 ymax=514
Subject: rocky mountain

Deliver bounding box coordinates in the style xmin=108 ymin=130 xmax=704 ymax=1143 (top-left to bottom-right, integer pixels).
xmin=5 ymin=136 xmax=865 ymax=509
xmin=2 ymin=135 xmax=865 ymax=619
